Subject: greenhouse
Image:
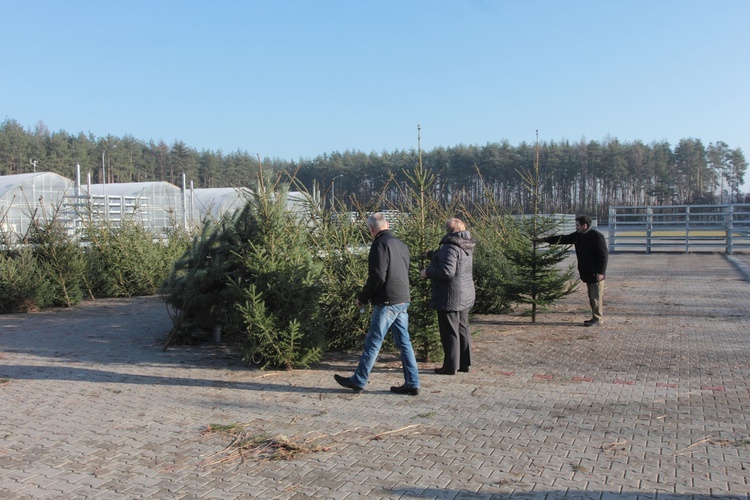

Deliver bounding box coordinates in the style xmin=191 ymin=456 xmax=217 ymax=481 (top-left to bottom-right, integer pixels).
xmin=189 ymin=187 xmax=252 ymax=226
xmin=287 ymin=191 xmax=315 ymax=212
xmin=81 ymin=181 xmax=187 ymax=235
xmin=2 ymin=172 xmax=312 ymax=242
xmin=0 ymin=172 xmax=75 ymax=242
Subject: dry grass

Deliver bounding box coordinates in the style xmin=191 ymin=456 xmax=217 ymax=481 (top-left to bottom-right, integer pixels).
xmin=200 ymin=424 xmax=329 ymax=465
xmin=163 ymin=422 xmax=421 ymax=472
xmin=671 ymin=435 xmax=750 ymax=456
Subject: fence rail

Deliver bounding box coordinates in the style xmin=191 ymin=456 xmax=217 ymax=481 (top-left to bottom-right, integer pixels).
xmin=608 ymin=204 xmax=750 ymax=254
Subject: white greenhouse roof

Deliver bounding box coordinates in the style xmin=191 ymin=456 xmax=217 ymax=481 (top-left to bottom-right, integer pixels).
xmin=85 ymin=181 xmax=181 ymax=197
xmin=287 ymin=191 xmax=316 ymax=211
xmin=0 ymin=172 xmax=73 ymax=199
xmin=192 ymin=187 xmax=252 ymax=219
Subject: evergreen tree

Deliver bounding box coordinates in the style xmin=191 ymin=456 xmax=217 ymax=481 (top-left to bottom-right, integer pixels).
xmin=398 ymin=128 xmax=443 ymax=362
xmin=84 ymin=220 xmax=190 ymax=298
xmin=162 ymin=168 xmax=326 ymax=369
xmin=466 ymin=170 xmax=516 ymax=315
xmin=160 ymin=214 xmax=244 ymax=336
xmin=0 ymin=246 xmax=52 ymax=313
xmin=26 ymin=210 xmax=86 ymax=308
xmin=502 ymin=133 xmax=577 ymax=323
xmin=306 ymin=199 xmax=371 ymax=351
xmin=228 ymin=171 xmax=325 ymax=370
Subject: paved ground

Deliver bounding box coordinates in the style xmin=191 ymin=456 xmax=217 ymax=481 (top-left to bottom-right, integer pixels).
xmin=1 ymin=252 xmax=750 ymax=499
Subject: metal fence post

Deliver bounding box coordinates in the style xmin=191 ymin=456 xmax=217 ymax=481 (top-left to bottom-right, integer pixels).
xmin=646 ymin=207 xmax=653 ymax=254
xmin=685 ymin=206 xmax=690 ymax=253
xmin=727 ymin=204 xmax=734 ymax=255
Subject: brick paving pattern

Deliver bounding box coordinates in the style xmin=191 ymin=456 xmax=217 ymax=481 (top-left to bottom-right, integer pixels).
xmin=1 ymin=253 xmax=749 ymax=499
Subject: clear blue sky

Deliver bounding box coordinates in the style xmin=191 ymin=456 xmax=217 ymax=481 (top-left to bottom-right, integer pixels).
xmin=2 ymin=0 xmax=748 ymax=184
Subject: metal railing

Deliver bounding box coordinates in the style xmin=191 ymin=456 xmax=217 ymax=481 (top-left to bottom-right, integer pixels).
xmin=608 ymin=204 xmax=750 ymax=254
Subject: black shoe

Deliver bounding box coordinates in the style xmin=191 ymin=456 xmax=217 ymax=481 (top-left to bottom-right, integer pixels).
xmin=334 ymin=374 xmax=363 ymax=393
xmin=390 ymin=384 xmax=419 ymax=396
xmin=584 ymin=318 xmax=600 ymax=327
xmin=458 ymin=366 xmax=470 ymax=373
xmin=434 ymin=367 xmax=456 ymax=375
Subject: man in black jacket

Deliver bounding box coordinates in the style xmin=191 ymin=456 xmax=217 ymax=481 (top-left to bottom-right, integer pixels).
xmin=537 ymin=215 xmax=608 ymax=326
xmin=334 ymin=213 xmax=421 ymax=395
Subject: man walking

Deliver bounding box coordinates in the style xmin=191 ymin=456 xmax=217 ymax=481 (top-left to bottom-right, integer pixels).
xmin=537 ymin=215 xmax=608 ymax=326
xmin=334 ymin=212 xmax=420 ymax=395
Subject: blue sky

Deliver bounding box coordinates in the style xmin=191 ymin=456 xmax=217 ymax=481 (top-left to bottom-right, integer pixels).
xmin=2 ymin=0 xmax=749 ymax=185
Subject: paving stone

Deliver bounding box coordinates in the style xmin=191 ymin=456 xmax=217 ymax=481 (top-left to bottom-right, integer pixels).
xmin=2 ymin=255 xmax=750 ymax=498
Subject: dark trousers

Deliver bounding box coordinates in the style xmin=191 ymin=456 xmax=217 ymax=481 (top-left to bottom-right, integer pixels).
xmin=437 ymin=308 xmax=472 ymax=371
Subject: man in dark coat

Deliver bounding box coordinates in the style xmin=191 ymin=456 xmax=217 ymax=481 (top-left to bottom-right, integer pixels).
xmin=334 ymin=212 xmax=420 ymax=395
xmin=537 ymin=215 xmax=608 ymax=326
xmin=420 ymin=218 xmax=476 ymax=374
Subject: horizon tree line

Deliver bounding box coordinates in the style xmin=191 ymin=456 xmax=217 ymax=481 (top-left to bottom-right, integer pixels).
xmin=1 ymin=118 xmax=747 ymax=223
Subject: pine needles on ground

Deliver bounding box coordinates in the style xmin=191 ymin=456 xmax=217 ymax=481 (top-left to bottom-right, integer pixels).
xmin=201 ymin=425 xmax=328 ymax=464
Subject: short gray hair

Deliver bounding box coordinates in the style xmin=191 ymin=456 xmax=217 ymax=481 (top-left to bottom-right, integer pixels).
xmin=367 ymin=212 xmax=389 ymax=232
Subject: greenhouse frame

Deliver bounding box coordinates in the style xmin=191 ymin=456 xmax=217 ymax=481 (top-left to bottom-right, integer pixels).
xmin=80 ymin=181 xmax=186 ymax=236
xmin=190 ymin=187 xmax=253 ymax=227
xmin=1 ymin=172 xmax=315 ymax=243
xmin=0 ymin=172 xmax=75 ymax=242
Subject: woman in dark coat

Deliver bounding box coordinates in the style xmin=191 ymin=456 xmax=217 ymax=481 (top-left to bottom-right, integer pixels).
xmin=420 ymin=218 xmax=476 ymax=375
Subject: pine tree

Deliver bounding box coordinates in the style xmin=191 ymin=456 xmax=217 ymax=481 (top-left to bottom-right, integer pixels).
xmin=161 ymin=167 xmax=326 ymax=369
xmin=26 ymin=211 xmax=86 ymax=308
xmin=502 ymin=132 xmax=577 ymax=322
xmin=223 ymin=168 xmax=326 ymax=370
xmin=399 ymin=125 xmax=443 ymax=362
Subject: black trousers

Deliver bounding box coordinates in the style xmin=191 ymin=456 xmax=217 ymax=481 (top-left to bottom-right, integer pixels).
xmin=437 ymin=308 xmax=472 ymax=371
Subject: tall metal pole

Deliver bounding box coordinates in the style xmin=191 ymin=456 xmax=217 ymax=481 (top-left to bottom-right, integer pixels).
xmin=101 ymin=150 xmax=108 ymax=221
xmin=331 ymin=174 xmax=343 ymax=210
xmin=30 ymin=159 xmax=37 ymax=213
xmin=181 ymin=172 xmax=188 ymax=230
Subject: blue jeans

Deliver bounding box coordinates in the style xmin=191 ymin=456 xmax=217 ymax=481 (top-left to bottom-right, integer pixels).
xmin=350 ymin=303 xmax=420 ymax=389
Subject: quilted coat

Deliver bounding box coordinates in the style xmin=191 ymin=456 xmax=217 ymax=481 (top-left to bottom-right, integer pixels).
xmin=425 ymin=230 xmax=476 ymax=311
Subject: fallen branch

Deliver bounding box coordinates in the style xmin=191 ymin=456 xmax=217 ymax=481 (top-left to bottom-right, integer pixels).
xmin=601 ymin=440 xmax=628 ymax=451
xmin=368 ymin=424 xmax=420 ymax=440
xmin=674 ymin=436 xmax=712 ymax=456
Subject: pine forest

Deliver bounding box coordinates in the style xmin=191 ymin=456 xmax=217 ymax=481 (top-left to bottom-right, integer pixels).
xmin=1 ymin=118 xmax=747 ymax=223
